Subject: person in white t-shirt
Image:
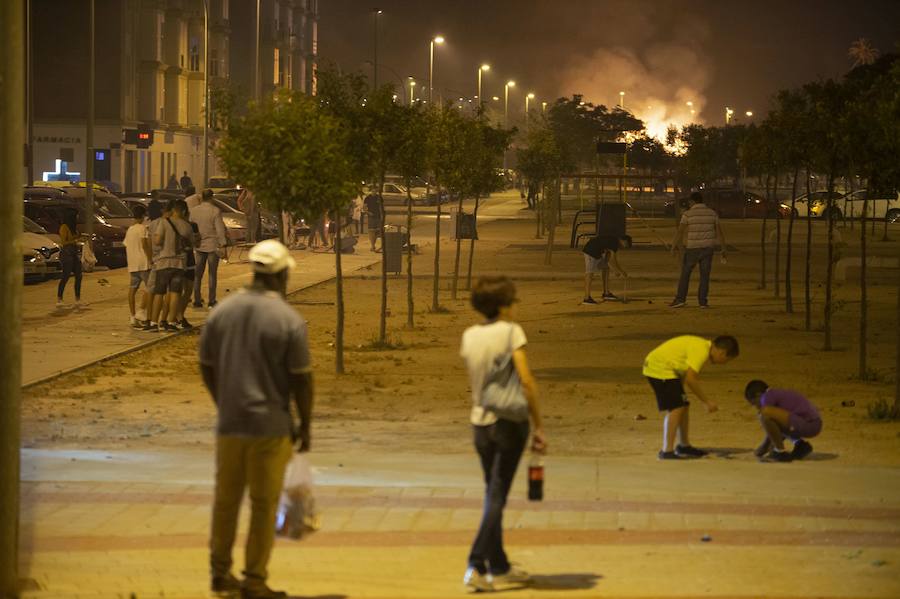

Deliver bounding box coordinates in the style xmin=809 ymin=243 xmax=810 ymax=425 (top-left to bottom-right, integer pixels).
xmin=459 ymin=276 xmax=546 ymax=592
xmin=124 ymin=204 xmax=152 ymax=328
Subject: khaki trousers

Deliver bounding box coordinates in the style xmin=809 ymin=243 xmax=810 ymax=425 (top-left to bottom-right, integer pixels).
xmin=210 ymin=435 xmax=293 ymax=588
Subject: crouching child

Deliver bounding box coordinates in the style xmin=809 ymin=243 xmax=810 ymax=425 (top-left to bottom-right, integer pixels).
xmin=744 ymin=380 xmax=822 ymax=463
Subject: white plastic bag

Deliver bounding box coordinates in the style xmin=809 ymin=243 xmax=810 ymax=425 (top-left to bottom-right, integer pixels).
xmin=81 ymin=242 xmax=97 ymax=273
xmin=275 ymin=453 xmax=320 ymax=540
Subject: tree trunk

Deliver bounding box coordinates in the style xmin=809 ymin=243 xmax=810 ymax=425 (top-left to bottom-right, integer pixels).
xmin=785 ymin=167 xmax=799 ymax=313
xmin=859 ymin=195 xmax=868 ymax=378
xmin=465 ymin=196 xmax=480 ymax=290
xmin=378 ymin=173 xmax=388 ymax=344
xmin=774 ymin=172 xmax=782 ymax=298
xmin=451 ymin=195 xmax=464 ymax=299
xmin=760 ymin=172 xmax=770 ymax=290
xmin=883 ymin=200 xmax=890 ymax=241
xmin=406 ymin=185 xmax=414 ymax=328
xmin=804 ymin=168 xmax=813 ymax=331
xmin=431 ymin=181 xmax=442 ymax=312
xmin=824 ymin=169 xmax=836 ymax=350
xmin=334 ymin=204 xmax=345 ymax=374
xmin=544 ymin=178 xmax=560 ymax=265
xmin=535 ymin=184 xmax=543 ymax=239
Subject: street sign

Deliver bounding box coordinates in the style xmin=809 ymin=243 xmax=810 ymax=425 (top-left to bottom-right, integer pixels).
xmin=596 ymin=141 xmax=627 ymax=155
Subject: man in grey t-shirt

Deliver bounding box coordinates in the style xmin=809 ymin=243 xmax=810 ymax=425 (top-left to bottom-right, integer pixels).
xmin=670 ymin=192 xmax=726 ymax=308
xmin=200 ymin=239 xmax=312 ymax=598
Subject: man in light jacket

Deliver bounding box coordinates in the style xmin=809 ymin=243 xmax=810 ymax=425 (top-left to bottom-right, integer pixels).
xmin=191 ymin=189 xmax=227 ymax=308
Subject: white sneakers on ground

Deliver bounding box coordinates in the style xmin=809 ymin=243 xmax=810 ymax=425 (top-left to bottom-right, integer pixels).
xmin=463 ymin=568 xmax=494 ymax=593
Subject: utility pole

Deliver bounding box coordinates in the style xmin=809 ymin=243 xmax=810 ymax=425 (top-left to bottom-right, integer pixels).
xmin=255 ymin=0 xmax=261 ymax=102
xmin=26 ymin=0 xmax=34 ymax=185
xmin=85 ymin=0 xmax=95 ymax=236
xmin=202 ymin=0 xmax=209 ymax=188
xmin=1 ymin=0 xmax=25 ymax=594
xmin=372 ymin=9 xmax=381 ymax=88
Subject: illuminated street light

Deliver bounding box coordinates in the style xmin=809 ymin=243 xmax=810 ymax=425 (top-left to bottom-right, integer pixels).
xmin=492 ymin=96 xmax=500 ymax=101
xmin=725 ymin=106 xmax=735 ymax=125
xmin=541 ymin=101 xmax=547 ymax=113
xmin=525 ymin=92 xmax=535 ymax=120
xmin=477 ymin=64 xmax=490 ymax=108
xmin=686 ymin=100 xmax=693 ymax=107
xmin=504 ymin=80 xmax=516 ymax=128
xmin=619 ymin=90 xmax=625 ymax=108
xmin=745 ymin=110 xmax=753 ymax=117
xmin=429 ymin=35 xmax=445 ymax=104
xmin=408 ymin=77 xmax=416 ymax=105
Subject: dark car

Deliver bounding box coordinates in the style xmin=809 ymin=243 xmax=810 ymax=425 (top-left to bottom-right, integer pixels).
xmin=665 ymin=188 xmax=777 ymax=219
xmin=24 ymin=188 xmax=127 ymax=268
xmin=60 ymin=186 xmax=136 ymax=230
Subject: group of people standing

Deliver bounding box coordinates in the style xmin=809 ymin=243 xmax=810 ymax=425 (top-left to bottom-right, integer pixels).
xmin=123 ymin=187 xmax=227 ymax=332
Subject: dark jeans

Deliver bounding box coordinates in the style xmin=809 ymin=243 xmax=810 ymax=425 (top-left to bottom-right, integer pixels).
xmin=194 ymin=250 xmax=220 ymax=304
xmin=58 ymin=246 xmax=82 ymax=300
xmin=675 ymin=247 xmax=714 ymax=305
xmin=468 ymin=419 xmax=529 ymax=575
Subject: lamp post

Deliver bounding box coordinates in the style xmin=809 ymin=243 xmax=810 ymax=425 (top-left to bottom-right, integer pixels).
xmin=428 ymin=35 xmax=444 ymax=105
xmin=202 ymin=0 xmax=209 ymax=188
xmin=477 ymin=64 xmax=489 ymax=109
xmin=619 ymin=90 xmax=625 ymax=109
xmin=541 ymin=101 xmax=547 ymax=114
xmin=408 ymin=77 xmax=415 ymax=105
xmin=725 ymin=107 xmax=734 ymax=125
xmin=85 ymin=0 xmax=94 ymax=236
xmin=525 ymin=92 xmax=535 ymax=121
xmin=504 ymin=80 xmax=515 ymax=128
xmin=745 ymin=110 xmax=753 ymax=117
xmin=372 ymin=9 xmax=382 ymax=88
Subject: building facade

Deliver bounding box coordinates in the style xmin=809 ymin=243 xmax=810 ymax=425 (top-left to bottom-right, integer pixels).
xmin=29 ymin=0 xmax=318 ymax=192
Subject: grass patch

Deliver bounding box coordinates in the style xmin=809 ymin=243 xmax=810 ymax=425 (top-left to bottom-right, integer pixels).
xmin=867 ymin=398 xmax=900 ymax=421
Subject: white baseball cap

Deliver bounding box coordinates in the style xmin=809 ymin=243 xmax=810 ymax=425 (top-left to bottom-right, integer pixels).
xmin=248 ymin=239 xmax=296 ymax=274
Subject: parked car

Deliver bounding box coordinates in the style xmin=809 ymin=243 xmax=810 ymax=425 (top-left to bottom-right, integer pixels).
xmin=24 ymin=188 xmax=127 ymax=267
xmin=665 ymin=188 xmax=777 ymax=218
xmin=840 ymin=190 xmax=900 ymax=222
xmin=368 ymin=182 xmax=429 ymax=206
xmin=23 ymin=216 xmax=62 ymax=282
xmin=383 ymin=175 xmax=445 ymax=205
xmin=59 ymin=186 xmax=136 ymax=230
xmin=207 ymin=177 xmax=237 ymax=193
xmin=778 ymin=191 xmax=845 ymax=218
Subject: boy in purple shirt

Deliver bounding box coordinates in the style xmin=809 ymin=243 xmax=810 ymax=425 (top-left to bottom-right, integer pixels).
xmin=744 ymin=380 xmax=822 ymax=462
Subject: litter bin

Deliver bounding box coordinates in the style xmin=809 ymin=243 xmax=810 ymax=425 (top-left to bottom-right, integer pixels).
xmin=383 ymin=225 xmax=403 ymax=273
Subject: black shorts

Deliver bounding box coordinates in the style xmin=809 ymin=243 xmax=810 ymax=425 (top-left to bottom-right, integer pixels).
xmin=647 ymin=377 xmax=689 ymax=412
xmin=155 ymin=268 xmax=184 ymax=294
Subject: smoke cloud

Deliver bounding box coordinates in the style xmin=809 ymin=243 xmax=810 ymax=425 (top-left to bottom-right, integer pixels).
xmin=556 ymin=9 xmax=713 ymax=141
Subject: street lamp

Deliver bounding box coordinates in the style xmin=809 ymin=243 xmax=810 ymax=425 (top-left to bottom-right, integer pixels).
xmin=619 ymin=90 xmax=625 ymax=108
xmin=477 ymin=64 xmax=490 ymax=108
xmin=504 ymin=80 xmax=515 ymax=128
xmin=408 ymin=77 xmax=416 ymax=105
xmin=372 ymin=9 xmax=382 ymax=88
xmin=725 ymin=106 xmax=734 ymax=125
xmin=429 ymin=35 xmax=444 ymax=105
xmin=541 ymin=101 xmax=547 ymax=114
xmin=525 ymin=92 xmax=535 ymax=120
xmin=745 ymin=110 xmax=753 ymax=117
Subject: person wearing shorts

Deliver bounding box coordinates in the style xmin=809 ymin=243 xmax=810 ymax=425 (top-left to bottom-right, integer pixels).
xmin=643 ymin=335 xmax=739 ymax=460
xmin=151 ymin=199 xmax=194 ymax=332
xmin=124 ymin=204 xmax=152 ymax=328
xmin=581 ymin=235 xmax=631 ymax=304
xmin=744 ymin=380 xmax=822 ymax=463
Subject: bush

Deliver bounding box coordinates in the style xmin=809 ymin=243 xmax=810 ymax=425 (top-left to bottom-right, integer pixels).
xmin=867 ymin=398 xmax=900 ymax=421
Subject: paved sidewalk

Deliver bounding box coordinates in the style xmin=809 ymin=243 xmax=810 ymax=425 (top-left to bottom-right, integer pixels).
xmin=21 ymin=191 xmax=529 ymax=387
xmin=18 ymin=448 xmax=900 ymax=598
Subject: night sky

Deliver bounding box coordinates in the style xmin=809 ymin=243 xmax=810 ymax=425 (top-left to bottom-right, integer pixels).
xmin=318 ymin=0 xmax=900 ymax=126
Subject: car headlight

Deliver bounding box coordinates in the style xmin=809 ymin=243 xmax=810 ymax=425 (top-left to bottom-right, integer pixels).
xmin=223 ymin=216 xmax=244 ymax=228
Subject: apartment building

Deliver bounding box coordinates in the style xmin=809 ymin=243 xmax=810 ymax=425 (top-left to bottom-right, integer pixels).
xmin=30 ymin=0 xmax=319 ymax=192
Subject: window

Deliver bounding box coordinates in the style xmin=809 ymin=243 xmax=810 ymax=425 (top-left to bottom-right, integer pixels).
xmin=210 ymin=48 xmax=219 ymax=77
xmin=189 ymin=40 xmax=200 ymax=71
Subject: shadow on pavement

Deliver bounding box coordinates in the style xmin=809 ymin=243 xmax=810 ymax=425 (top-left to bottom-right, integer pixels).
xmin=289 ymin=595 xmax=348 ymax=599
xmin=705 ymin=447 xmax=752 ymax=459
xmin=803 ymin=452 xmax=839 ymax=461
xmin=528 ymin=572 xmax=602 ymax=590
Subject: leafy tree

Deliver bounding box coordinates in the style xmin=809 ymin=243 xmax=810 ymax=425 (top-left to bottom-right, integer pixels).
xmin=393 ymin=102 xmax=432 ymax=327
xmin=216 ymin=89 xmax=357 ymax=373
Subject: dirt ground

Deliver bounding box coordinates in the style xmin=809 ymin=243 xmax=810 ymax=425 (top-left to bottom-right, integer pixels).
xmin=22 ymin=215 xmax=900 ymax=466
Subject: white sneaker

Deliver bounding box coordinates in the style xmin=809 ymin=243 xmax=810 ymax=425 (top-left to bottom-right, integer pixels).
xmin=463 ymin=568 xmax=494 ymax=593
xmin=56 ymin=299 xmax=64 ymax=308
xmin=493 ymin=565 xmax=531 ymax=585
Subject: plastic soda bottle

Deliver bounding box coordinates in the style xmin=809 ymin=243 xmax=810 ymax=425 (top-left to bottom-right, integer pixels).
xmin=528 ymin=454 xmax=544 ymax=502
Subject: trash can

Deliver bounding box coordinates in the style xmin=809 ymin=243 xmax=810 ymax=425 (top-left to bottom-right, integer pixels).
xmin=383 ymin=225 xmax=403 ymax=273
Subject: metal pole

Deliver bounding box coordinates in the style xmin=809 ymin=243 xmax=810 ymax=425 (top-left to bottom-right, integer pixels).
xmin=255 ymin=0 xmax=260 ymax=101
xmin=202 ymin=0 xmax=209 ymax=188
xmin=428 ymin=40 xmax=434 ymax=105
xmin=0 ymin=0 xmax=24 ymax=593
xmin=477 ymin=68 xmax=481 ymax=108
xmin=85 ymin=0 xmax=94 ymax=237
xmin=373 ymin=10 xmax=379 ymax=88
xmin=26 ymin=0 xmax=34 ymax=185
xmin=504 ymin=84 xmax=509 ymax=127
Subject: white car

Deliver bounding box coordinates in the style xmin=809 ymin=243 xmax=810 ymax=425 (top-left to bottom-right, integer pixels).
xmin=840 ymin=190 xmax=900 ymax=222
xmin=372 ymin=182 xmax=428 ymax=206
xmin=23 ymin=216 xmax=62 ymax=281
xmin=779 ymin=191 xmax=844 ymax=218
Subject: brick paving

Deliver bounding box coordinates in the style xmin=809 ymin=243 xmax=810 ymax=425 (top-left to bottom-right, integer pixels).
xmin=18 ymin=449 xmax=900 ymax=598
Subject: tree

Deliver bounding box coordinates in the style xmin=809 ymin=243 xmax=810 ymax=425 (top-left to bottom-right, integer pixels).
xmin=849 ymin=38 xmax=880 ymax=67
xmin=517 ymin=117 xmax=568 ymax=263
xmin=394 ymin=103 xmax=432 ymax=327
xmin=216 ymin=89 xmax=357 ymax=373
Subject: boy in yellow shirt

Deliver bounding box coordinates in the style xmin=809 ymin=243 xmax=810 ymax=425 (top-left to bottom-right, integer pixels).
xmin=643 ymin=335 xmax=739 ymax=459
